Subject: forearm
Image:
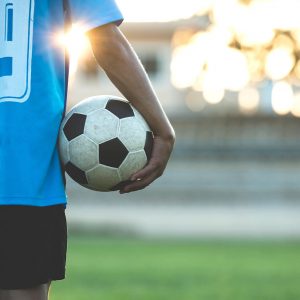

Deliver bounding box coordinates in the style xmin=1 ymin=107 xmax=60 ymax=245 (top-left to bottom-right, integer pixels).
xmin=88 ymin=25 xmax=175 ymax=140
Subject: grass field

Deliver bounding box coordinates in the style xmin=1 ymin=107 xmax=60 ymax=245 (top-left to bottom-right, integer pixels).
xmin=51 ymin=235 xmax=300 ymax=300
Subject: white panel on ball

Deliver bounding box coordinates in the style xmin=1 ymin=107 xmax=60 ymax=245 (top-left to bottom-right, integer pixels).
xmin=71 ymin=96 xmax=109 ymax=115
xmin=69 ymin=135 xmax=99 ymax=171
xmin=86 ymin=165 xmax=121 ymax=191
xmin=58 ymin=132 xmax=70 ymax=164
xmin=85 ymin=109 xmax=119 ymax=144
xmin=118 ymin=150 xmax=147 ymax=181
xmin=118 ymin=118 xmax=146 ymax=152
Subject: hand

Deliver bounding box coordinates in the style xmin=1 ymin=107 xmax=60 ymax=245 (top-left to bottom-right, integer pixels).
xmin=119 ymin=134 xmax=175 ymax=194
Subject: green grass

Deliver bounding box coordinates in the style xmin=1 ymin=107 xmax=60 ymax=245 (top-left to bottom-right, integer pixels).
xmin=51 ymin=236 xmax=300 ymax=300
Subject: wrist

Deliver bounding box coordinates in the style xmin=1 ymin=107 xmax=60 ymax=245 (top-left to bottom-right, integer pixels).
xmin=154 ymin=129 xmax=176 ymax=144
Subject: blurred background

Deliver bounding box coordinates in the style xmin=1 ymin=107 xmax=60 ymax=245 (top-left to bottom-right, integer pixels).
xmin=52 ymin=0 xmax=300 ymax=299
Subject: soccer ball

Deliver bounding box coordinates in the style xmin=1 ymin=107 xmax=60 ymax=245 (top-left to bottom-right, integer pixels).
xmin=58 ymin=95 xmax=153 ymax=192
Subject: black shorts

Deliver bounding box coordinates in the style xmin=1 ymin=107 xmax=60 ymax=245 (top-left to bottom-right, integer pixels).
xmin=0 ymin=204 xmax=67 ymax=290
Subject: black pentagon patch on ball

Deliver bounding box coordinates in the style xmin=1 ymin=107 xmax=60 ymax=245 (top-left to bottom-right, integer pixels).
xmin=63 ymin=113 xmax=87 ymax=141
xmin=99 ymin=138 xmax=129 ymax=168
xmin=105 ymin=99 xmax=134 ymax=119
xmin=65 ymin=161 xmax=88 ymax=185
xmin=144 ymin=131 xmax=154 ymax=161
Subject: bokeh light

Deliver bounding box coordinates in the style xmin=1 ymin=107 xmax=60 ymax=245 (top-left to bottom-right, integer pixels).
xmin=169 ymin=0 xmax=300 ymax=115
xmin=265 ymin=48 xmax=295 ymax=81
xmin=238 ymin=87 xmax=260 ymax=113
xmin=293 ymin=61 xmax=300 ymax=80
xmin=291 ymin=93 xmax=300 ymax=118
xmin=185 ymin=91 xmax=206 ymax=111
xmin=213 ymin=47 xmax=249 ymax=91
xmin=171 ymin=45 xmax=204 ymax=89
xmin=202 ymin=72 xmax=225 ymax=104
xmin=54 ymin=0 xmax=300 ymax=117
xmin=272 ymin=81 xmax=294 ymax=115
xmin=291 ymin=92 xmax=300 ymax=117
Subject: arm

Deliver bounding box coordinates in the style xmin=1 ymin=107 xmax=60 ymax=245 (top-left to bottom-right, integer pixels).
xmin=86 ymin=23 xmax=175 ymax=193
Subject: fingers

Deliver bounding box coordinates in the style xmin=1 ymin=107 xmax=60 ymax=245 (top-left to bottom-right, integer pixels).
xmin=119 ymin=160 xmax=164 ymax=194
xmin=130 ymin=162 xmax=156 ymax=181
xmin=118 ymin=135 xmax=174 ymax=194
xmin=119 ymin=173 xmax=156 ymax=194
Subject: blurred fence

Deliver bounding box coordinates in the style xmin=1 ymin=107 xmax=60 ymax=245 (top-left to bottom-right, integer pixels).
xmin=65 ymin=112 xmax=300 ymax=238
xmin=171 ymin=114 xmax=300 ymax=159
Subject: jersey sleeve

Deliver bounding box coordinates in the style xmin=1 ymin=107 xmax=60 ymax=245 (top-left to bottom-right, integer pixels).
xmin=67 ymin=0 xmax=124 ymax=32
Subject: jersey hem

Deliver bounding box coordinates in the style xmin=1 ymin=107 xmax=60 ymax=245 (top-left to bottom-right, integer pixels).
xmin=81 ymin=9 xmax=124 ymax=33
xmin=0 ymin=195 xmax=67 ymax=207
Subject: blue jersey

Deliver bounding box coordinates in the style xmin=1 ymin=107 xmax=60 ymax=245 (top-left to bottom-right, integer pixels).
xmin=0 ymin=0 xmax=123 ymax=206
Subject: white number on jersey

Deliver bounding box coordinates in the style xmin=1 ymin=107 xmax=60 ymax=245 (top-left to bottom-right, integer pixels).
xmin=0 ymin=0 xmax=35 ymax=103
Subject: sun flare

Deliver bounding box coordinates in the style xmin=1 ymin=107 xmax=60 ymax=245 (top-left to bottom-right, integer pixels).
xmin=55 ymin=24 xmax=90 ymax=75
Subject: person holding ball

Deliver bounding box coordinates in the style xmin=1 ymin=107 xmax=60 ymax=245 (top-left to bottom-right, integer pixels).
xmin=0 ymin=0 xmax=175 ymax=299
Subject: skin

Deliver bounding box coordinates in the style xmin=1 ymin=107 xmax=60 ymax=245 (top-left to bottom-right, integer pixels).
xmin=0 ymin=22 xmax=175 ymax=300
xmin=0 ymin=282 xmax=50 ymax=300
xmin=86 ymin=23 xmax=176 ymax=194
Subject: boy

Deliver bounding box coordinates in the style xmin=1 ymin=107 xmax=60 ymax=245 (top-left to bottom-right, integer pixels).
xmin=0 ymin=0 xmax=175 ymax=299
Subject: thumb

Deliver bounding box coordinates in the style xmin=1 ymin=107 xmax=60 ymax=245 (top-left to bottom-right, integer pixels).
xmin=130 ymin=162 xmax=154 ymax=181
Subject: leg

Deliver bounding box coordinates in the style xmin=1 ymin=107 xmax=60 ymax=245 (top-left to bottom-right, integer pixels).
xmin=0 ymin=282 xmax=51 ymax=300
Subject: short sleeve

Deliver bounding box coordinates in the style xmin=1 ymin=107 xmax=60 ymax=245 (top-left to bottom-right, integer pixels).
xmin=67 ymin=0 xmax=124 ymax=32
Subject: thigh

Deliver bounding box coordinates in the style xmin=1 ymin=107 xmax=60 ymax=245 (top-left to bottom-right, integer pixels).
xmin=0 ymin=282 xmax=50 ymax=300
xmin=0 ymin=205 xmax=67 ymax=289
